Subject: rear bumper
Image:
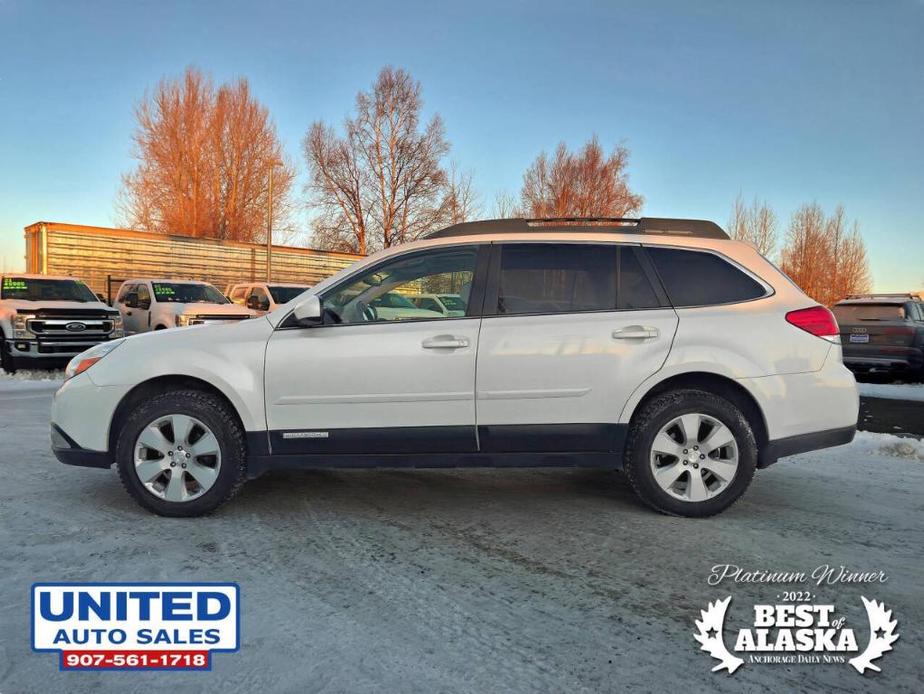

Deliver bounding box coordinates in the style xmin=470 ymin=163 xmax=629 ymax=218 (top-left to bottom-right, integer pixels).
xmin=758 ymin=425 xmax=856 ymax=468
xmin=50 ymin=424 xmax=112 ymax=469
xmin=842 ymin=345 xmax=923 ymax=373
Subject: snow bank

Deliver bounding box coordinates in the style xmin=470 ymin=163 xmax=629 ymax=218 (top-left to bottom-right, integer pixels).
xmin=857 ymin=381 xmax=924 ymax=402
xmin=0 ymin=369 xmax=64 ymax=393
xmin=849 ymin=430 xmax=924 ymax=461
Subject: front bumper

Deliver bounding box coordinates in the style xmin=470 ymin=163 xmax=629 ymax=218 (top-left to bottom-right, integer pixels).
xmin=8 ymin=336 xmax=117 ymax=359
xmin=50 ymin=424 xmax=112 ymax=469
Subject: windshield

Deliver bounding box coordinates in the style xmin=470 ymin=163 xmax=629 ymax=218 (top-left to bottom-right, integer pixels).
xmin=151 ymin=282 xmax=228 ymax=304
xmin=268 ymin=286 xmax=307 ymax=304
xmin=1 ymin=277 xmax=97 ymax=302
xmin=833 ymin=304 xmax=906 ymax=322
xmin=371 ymin=292 xmax=417 ymax=309
xmin=438 ymin=294 xmax=466 ymax=310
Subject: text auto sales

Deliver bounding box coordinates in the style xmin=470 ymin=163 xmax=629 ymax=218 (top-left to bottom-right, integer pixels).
xmin=38 ymin=589 xmax=230 ymax=646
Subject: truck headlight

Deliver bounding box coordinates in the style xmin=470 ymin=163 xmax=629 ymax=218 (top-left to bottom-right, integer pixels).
xmin=176 ymin=314 xmax=202 ymax=327
xmin=12 ymin=313 xmax=35 ymax=339
xmin=64 ymin=339 xmax=125 ymax=380
xmin=110 ymin=314 xmax=125 ymax=338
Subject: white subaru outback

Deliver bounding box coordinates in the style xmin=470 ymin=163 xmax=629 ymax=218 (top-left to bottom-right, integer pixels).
xmin=50 ymin=218 xmax=858 ymax=517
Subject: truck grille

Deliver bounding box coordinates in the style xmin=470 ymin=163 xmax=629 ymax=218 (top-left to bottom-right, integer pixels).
xmin=188 ymin=314 xmax=251 ymax=325
xmin=22 ymin=309 xmax=120 ymax=356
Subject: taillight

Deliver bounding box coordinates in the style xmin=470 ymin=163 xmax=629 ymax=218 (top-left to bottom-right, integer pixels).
xmin=785 ymin=306 xmax=839 ymax=342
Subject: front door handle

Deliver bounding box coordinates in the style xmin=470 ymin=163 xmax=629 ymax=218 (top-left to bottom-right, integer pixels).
xmin=612 ymin=325 xmax=659 ymax=340
xmin=422 ymin=335 xmax=470 ymax=349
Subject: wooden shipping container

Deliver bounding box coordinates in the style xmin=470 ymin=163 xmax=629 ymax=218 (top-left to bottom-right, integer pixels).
xmin=24 ymin=222 xmax=362 ymax=300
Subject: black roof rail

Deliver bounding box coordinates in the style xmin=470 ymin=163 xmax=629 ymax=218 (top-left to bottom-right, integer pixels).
xmin=424 ymin=217 xmax=729 ymax=240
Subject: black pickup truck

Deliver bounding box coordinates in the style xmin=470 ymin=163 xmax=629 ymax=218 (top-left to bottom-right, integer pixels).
xmin=832 ymin=294 xmax=924 ymax=381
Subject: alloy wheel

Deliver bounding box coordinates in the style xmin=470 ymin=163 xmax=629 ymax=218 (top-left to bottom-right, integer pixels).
xmin=649 ymin=412 xmax=739 ymax=503
xmin=133 ymin=413 xmax=222 ymax=502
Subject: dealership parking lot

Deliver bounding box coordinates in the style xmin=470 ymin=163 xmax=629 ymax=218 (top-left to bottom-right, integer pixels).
xmin=1 ymin=379 xmax=922 ymax=693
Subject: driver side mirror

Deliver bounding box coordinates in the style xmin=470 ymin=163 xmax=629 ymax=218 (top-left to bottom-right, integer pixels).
xmin=292 ymin=295 xmax=322 ymax=327
xmin=124 ymin=292 xmax=138 ymax=309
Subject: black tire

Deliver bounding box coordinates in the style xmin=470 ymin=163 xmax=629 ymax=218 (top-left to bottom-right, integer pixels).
xmin=115 ymin=389 xmax=247 ymax=516
xmin=0 ymin=334 xmax=15 ymax=374
xmin=624 ymin=389 xmax=757 ymax=518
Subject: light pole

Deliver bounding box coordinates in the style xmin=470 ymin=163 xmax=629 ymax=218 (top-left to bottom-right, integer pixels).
xmin=266 ymin=158 xmax=282 ymax=281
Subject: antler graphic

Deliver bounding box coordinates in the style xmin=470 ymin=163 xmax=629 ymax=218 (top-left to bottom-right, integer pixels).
xmin=849 ymin=597 xmax=899 ymax=674
xmin=694 ymin=596 xmax=744 ymax=674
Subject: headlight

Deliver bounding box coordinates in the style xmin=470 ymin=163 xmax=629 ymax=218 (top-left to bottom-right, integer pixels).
xmin=64 ymin=339 xmax=125 ymax=380
xmin=12 ymin=313 xmax=35 ymax=339
xmin=176 ymin=314 xmax=203 ymax=327
xmin=110 ymin=314 xmax=125 ymax=338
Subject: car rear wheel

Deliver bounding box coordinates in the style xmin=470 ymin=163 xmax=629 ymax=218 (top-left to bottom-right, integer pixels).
xmin=624 ymin=389 xmax=757 ymax=517
xmin=0 ymin=337 xmax=14 ymax=374
xmin=116 ymin=389 xmax=247 ymax=516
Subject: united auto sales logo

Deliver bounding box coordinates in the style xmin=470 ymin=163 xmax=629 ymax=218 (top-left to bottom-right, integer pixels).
xmin=32 ymin=583 xmax=239 ymax=670
xmin=694 ymin=565 xmax=900 ymax=675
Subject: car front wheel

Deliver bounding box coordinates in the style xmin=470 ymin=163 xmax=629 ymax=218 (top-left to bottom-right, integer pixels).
xmin=115 ymin=389 xmax=248 ymax=516
xmin=624 ymin=389 xmax=757 ymax=517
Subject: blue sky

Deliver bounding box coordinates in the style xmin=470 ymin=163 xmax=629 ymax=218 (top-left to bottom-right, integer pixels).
xmin=1 ymin=0 xmax=921 ymax=290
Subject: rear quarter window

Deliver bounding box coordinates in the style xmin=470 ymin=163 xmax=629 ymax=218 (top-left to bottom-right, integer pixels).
xmin=646 ymin=247 xmax=767 ymax=307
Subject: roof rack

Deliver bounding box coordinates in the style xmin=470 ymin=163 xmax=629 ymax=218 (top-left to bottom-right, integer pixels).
xmin=845 ymin=293 xmax=921 ymax=300
xmin=424 ymin=217 xmax=729 ymax=240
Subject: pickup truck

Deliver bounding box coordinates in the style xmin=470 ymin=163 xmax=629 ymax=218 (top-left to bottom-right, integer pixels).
xmin=0 ymin=274 xmax=124 ymax=372
xmin=114 ymin=279 xmax=255 ymax=333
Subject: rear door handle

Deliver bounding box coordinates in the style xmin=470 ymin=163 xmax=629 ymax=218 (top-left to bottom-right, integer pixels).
xmin=612 ymin=325 xmax=659 ymax=340
xmin=422 ymin=335 xmax=470 ymax=349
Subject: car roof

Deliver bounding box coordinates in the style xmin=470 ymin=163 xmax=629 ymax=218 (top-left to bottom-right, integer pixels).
xmin=2 ymin=273 xmax=83 ymax=281
xmin=123 ymin=278 xmax=212 ymax=285
xmin=425 ymin=217 xmax=729 ymax=240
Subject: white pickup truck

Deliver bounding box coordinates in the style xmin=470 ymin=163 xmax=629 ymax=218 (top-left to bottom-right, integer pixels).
xmin=0 ymin=274 xmax=124 ymax=372
xmin=114 ymin=279 xmax=255 ymax=333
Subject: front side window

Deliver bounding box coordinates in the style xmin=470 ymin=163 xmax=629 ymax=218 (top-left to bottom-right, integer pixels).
xmin=1 ymin=277 xmax=97 ymax=302
xmin=495 ymin=244 xmax=618 ymax=315
xmin=151 ymin=282 xmax=228 ymax=304
xmin=116 ymin=283 xmax=135 ymax=302
xmin=136 ymin=283 xmax=151 ymax=308
xmin=322 ymin=247 xmax=478 ymax=324
xmin=268 ymin=286 xmax=307 ymax=304
xmin=229 ymin=286 xmax=248 ymax=304
xmin=646 ymin=247 xmax=766 ymax=307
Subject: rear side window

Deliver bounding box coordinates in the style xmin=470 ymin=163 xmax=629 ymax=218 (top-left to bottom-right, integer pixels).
xmin=646 ymin=247 xmax=766 ymax=307
xmin=832 ymin=303 xmax=906 ymax=322
xmin=494 ymin=244 xmax=662 ymax=315
xmin=497 ymin=244 xmax=617 ymax=314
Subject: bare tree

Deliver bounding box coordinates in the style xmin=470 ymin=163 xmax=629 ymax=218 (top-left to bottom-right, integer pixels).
xmin=441 ymin=163 xmax=481 ymax=225
xmin=491 ymin=190 xmax=520 ymax=219
xmin=520 ymin=136 xmax=643 ymax=218
xmin=119 ymin=67 xmax=295 ymax=242
xmin=304 ymin=67 xmax=451 ymax=253
xmin=780 ymin=202 xmax=870 ymax=305
xmin=728 ymin=193 xmax=777 ymax=257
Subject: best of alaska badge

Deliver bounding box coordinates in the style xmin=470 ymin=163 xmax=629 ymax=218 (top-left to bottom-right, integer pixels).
xmin=694 ymin=596 xmax=899 ymax=675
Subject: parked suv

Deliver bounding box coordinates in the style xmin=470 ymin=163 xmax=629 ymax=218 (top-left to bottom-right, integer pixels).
xmin=0 ymin=274 xmax=123 ymax=372
xmin=411 ymin=293 xmax=467 ymax=317
xmin=226 ymin=282 xmax=311 ymax=315
xmin=114 ymin=279 xmax=255 ymax=333
xmin=51 ymin=218 xmax=858 ymax=517
xmin=832 ymin=294 xmax=924 ymax=380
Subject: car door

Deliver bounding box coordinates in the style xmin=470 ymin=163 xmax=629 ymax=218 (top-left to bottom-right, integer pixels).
xmin=264 ymin=244 xmax=488 ymax=456
xmin=475 ymin=242 xmax=678 ymax=452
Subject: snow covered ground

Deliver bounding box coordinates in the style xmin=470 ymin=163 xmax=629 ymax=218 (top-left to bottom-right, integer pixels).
xmin=1 ymin=385 xmax=922 ymax=693
xmin=857 ymin=381 xmax=924 ymax=402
